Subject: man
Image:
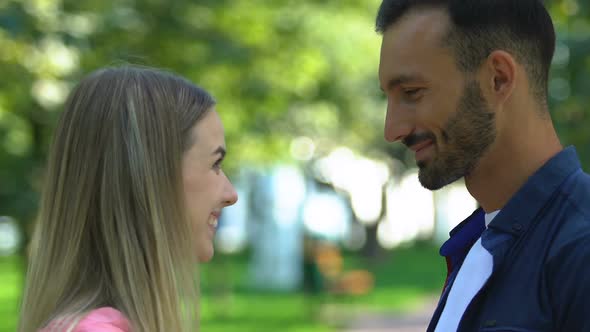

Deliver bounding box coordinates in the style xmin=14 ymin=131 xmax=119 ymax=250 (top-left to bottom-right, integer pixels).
xmin=376 ymin=0 xmax=590 ymax=331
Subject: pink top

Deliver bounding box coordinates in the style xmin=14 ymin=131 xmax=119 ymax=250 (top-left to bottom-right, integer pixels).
xmin=40 ymin=307 xmax=130 ymax=332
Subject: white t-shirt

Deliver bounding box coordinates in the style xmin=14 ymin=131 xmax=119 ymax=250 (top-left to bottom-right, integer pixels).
xmin=434 ymin=210 xmax=500 ymax=332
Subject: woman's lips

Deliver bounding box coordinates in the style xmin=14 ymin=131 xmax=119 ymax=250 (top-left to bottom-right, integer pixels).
xmin=208 ymin=211 xmax=220 ymax=228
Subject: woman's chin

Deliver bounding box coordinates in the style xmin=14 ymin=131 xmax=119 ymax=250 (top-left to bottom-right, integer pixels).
xmin=197 ymin=246 xmax=214 ymax=262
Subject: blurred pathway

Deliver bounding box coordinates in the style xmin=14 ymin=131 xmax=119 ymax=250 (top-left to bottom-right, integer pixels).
xmin=338 ymin=298 xmax=438 ymax=332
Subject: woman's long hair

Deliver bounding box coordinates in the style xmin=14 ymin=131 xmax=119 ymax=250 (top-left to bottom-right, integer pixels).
xmin=18 ymin=66 xmax=215 ymax=332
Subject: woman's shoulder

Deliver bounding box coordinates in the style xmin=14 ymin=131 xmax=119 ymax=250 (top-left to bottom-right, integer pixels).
xmin=41 ymin=307 xmax=131 ymax=332
xmin=73 ymin=307 xmax=130 ymax=332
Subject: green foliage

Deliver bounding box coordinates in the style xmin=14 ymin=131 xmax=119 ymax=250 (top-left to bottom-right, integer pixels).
xmin=1 ymin=0 xmax=590 ymax=235
xmin=0 ymin=244 xmax=443 ymax=331
xmin=0 ymin=0 xmax=384 ymax=228
xmin=0 ymin=255 xmax=23 ymax=332
xmin=547 ymin=1 xmax=590 ymax=168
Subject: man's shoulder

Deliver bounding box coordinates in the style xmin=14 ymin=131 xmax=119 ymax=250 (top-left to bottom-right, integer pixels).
xmin=558 ymin=169 xmax=590 ymax=220
xmin=542 ymin=170 xmax=590 ymax=261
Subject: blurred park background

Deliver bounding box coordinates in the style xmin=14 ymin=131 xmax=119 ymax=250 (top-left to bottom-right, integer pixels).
xmin=1 ymin=0 xmax=589 ymax=331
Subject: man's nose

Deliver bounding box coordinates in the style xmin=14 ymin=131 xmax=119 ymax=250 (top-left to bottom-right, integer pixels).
xmin=384 ymin=100 xmax=413 ymax=142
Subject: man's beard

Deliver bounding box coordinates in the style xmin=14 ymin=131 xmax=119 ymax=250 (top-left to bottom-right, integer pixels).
xmin=405 ymin=80 xmax=496 ymax=190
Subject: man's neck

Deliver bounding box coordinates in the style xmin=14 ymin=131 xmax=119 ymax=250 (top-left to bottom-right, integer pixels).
xmin=465 ymin=121 xmax=562 ymax=213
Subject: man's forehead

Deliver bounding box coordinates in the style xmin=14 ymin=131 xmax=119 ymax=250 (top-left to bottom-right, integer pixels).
xmin=382 ymin=7 xmax=450 ymax=50
xmin=379 ymin=7 xmax=457 ymax=91
xmin=379 ymin=7 xmax=453 ymax=77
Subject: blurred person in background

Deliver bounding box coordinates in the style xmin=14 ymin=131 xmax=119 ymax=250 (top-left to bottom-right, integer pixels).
xmin=18 ymin=66 xmax=238 ymax=332
xmin=376 ymin=0 xmax=590 ymax=331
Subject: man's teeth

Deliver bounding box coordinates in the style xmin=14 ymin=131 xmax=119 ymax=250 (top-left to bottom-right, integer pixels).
xmin=208 ymin=217 xmax=218 ymax=228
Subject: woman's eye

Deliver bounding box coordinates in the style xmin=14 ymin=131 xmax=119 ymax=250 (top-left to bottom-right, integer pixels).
xmin=213 ymin=159 xmax=223 ymax=170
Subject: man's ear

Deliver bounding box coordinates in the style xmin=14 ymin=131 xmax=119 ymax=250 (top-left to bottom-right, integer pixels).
xmin=484 ymin=50 xmax=517 ymax=105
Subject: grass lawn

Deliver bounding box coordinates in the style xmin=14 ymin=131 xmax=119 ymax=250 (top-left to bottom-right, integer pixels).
xmin=0 ymin=255 xmax=23 ymax=332
xmin=0 ymin=242 xmax=444 ymax=332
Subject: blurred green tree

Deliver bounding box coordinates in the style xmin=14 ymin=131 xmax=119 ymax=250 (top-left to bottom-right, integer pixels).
xmin=0 ymin=0 xmax=384 ymax=239
xmin=0 ymin=0 xmax=589 ymax=251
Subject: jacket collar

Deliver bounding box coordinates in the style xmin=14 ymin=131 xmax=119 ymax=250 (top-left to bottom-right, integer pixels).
xmin=487 ymin=146 xmax=581 ymax=235
xmin=440 ymin=147 xmax=581 ymax=260
xmin=440 ymin=208 xmax=485 ymax=264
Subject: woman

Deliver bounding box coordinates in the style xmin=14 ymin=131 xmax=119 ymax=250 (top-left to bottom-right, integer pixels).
xmin=18 ymin=66 xmax=238 ymax=332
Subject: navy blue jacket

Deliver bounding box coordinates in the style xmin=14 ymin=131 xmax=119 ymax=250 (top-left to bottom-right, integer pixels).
xmin=427 ymin=147 xmax=590 ymax=332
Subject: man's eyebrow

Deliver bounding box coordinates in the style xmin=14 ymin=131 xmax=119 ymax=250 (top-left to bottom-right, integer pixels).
xmin=212 ymin=146 xmax=226 ymax=158
xmin=380 ymin=74 xmax=425 ymax=92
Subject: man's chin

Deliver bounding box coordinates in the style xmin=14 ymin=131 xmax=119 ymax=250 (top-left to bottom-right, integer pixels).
xmin=416 ymin=153 xmax=436 ymax=169
xmin=418 ymin=168 xmax=464 ymax=190
xmin=417 ymin=160 xmax=428 ymax=169
xmin=418 ymin=162 xmax=457 ymax=190
xmin=418 ymin=175 xmax=444 ymax=190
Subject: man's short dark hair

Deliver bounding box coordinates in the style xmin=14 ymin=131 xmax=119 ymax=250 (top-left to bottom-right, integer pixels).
xmin=376 ymin=0 xmax=556 ymax=103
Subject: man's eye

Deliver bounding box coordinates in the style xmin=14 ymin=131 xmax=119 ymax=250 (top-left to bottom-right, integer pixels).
xmin=401 ymin=88 xmax=424 ymax=102
xmin=404 ymin=88 xmax=422 ymax=96
xmin=213 ymin=159 xmax=223 ymax=170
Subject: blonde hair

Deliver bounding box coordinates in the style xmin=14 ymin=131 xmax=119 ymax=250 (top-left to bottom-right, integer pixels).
xmin=18 ymin=66 xmax=215 ymax=332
